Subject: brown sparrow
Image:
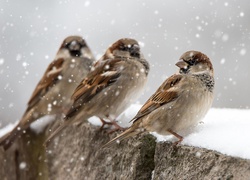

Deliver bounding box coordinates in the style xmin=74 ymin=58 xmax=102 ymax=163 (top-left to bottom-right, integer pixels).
xmin=103 ymin=50 xmax=214 ymax=148
xmin=45 ymin=38 xmax=150 ymax=144
xmin=0 ymin=36 xmax=95 ymax=150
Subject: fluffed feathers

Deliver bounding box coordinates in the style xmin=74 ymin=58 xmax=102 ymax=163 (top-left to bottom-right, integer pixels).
xmin=0 ymin=36 xmax=94 ymax=150
xmin=103 ymin=50 xmax=214 ymax=148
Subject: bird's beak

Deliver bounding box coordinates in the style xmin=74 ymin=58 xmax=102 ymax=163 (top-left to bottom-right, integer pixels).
xmin=175 ymin=59 xmax=188 ymax=69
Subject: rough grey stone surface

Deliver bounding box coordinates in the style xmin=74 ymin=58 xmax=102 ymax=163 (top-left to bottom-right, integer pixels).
xmin=1 ymin=122 xmax=250 ymax=180
xmin=46 ymin=123 xmax=156 ymax=180
xmin=0 ymin=128 xmax=48 ymax=180
xmin=153 ymin=142 xmax=250 ymax=180
xmin=0 ymin=146 xmax=16 ymax=180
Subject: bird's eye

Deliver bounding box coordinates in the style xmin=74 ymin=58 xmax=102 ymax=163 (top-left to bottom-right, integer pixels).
xmin=188 ymin=59 xmax=196 ymax=66
xmin=120 ymin=45 xmax=128 ymax=51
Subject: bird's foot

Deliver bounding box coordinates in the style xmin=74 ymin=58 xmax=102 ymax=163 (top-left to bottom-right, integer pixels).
xmin=99 ymin=118 xmax=114 ymax=130
xmin=99 ymin=118 xmax=127 ymax=133
xmin=167 ymin=129 xmax=183 ymax=146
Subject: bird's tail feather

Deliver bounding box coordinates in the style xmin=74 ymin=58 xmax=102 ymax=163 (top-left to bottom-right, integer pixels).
xmin=102 ymin=122 xmax=141 ymax=148
xmin=43 ymin=120 xmax=70 ymax=147
xmin=44 ymin=113 xmax=89 ymax=147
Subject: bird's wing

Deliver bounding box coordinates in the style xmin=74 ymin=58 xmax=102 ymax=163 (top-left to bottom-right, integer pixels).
xmin=131 ymin=74 xmax=183 ymax=123
xmin=66 ymin=58 xmax=123 ymax=118
xmin=27 ymin=58 xmax=64 ymax=111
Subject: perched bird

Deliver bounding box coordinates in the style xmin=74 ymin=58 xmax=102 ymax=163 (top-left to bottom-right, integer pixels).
xmin=0 ymin=36 xmax=95 ymax=150
xmin=103 ymin=50 xmax=215 ymax=148
xmin=44 ymin=38 xmax=150 ymax=144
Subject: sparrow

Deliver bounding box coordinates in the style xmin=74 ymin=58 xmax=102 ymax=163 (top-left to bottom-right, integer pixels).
xmin=103 ymin=50 xmax=215 ymax=148
xmin=44 ymin=38 xmax=150 ymax=145
xmin=0 ymin=36 xmax=95 ymax=150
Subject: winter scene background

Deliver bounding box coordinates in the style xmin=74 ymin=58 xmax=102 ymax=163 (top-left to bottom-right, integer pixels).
xmin=0 ymin=1 xmax=250 ymax=159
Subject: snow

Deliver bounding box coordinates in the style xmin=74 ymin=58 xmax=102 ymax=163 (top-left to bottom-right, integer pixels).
xmin=239 ymin=48 xmax=246 ymax=56
xmin=220 ymin=58 xmax=226 ymax=64
xmin=16 ymin=54 xmax=22 ymax=61
xmin=1 ymin=104 xmax=250 ymax=160
xmin=222 ymin=34 xmax=229 ymax=42
xmin=89 ymin=104 xmax=250 ymax=160
xmin=22 ymin=62 xmax=29 ymax=67
xmin=19 ymin=162 xmax=27 ymax=170
xmin=84 ymin=1 xmax=90 ymax=7
xmin=0 ymin=114 xmax=56 ymax=136
xmin=0 ymin=59 xmax=4 ymax=65
xmin=192 ymin=109 xmax=250 ymax=158
xmin=0 ymin=123 xmax=17 ymax=137
xmin=88 ymin=103 xmax=141 ymax=127
xmin=153 ymin=108 xmax=250 ymax=160
xmin=30 ymin=115 xmax=56 ymax=134
xmin=240 ymin=12 xmax=244 ymax=17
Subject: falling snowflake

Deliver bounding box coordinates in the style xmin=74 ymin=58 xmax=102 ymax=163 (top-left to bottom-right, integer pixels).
xmin=220 ymin=58 xmax=226 ymax=64
xmin=84 ymin=1 xmax=90 ymax=7
xmin=19 ymin=162 xmax=26 ymax=169
xmin=239 ymin=49 xmax=246 ymax=56
xmin=0 ymin=58 xmax=4 ymax=65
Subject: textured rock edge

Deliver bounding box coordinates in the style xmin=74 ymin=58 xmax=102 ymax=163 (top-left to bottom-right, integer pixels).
xmin=1 ymin=122 xmax=250 ymax=180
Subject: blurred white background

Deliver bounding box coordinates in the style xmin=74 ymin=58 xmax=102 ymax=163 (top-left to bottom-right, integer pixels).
xmin=0 ymin=0 xmax=249 ymax=127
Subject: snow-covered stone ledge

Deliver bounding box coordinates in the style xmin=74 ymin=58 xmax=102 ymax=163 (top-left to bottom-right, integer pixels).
xmin=1 ymin=107 xmax=250 ymax=179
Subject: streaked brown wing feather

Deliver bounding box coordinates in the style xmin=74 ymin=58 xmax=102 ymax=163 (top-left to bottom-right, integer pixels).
xmin=131 ymin=74 xmax=182 ymax=123
xmin=66 ymin=58 xmax=122 ymax=118
xmin=71 ymin=58 xmax=121 ymax=101
xmin=27 ymin=58 xmax=64 ymax=110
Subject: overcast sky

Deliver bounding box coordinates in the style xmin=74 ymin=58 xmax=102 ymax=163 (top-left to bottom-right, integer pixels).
xmin=0 ymin=0 xmax=249 ymax=127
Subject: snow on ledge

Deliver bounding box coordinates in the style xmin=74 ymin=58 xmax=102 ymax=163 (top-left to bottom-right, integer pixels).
xmin=91 ymin=105 xmax=250 ymax=160
xmin=0 ymin=115 xmax=57 ymax=137
xmin=0 ymin=123 xmax=17 ymax=138
xmin=30 ymin=115 xmax=57 ymax=134
xmin=1 ymin=105 xmax=250 ymax=160
xmin=153 ymin=108 xmax=250 ymax=160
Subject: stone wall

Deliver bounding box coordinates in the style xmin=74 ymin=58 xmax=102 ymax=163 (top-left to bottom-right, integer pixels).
xmin=1 ymin=122 xmax=250 ymax=180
